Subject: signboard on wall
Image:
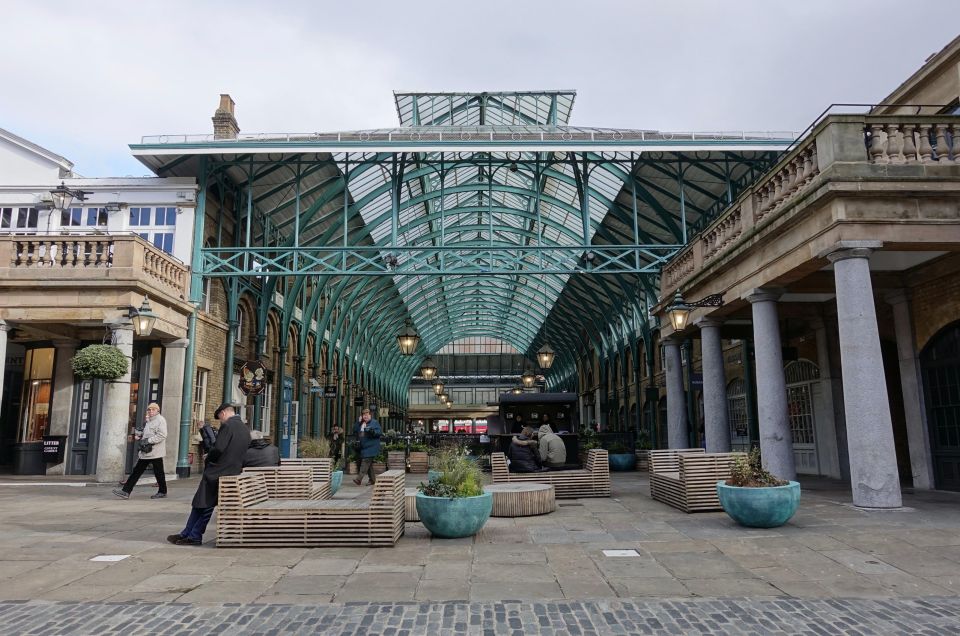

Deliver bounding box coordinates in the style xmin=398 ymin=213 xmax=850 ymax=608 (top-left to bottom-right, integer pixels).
xmin=323 ymin=385 xmax=338 ymax=399
xmin=353 ymin=397 xmax=364 ymax=407
xmin=238 ymin=360 xmax=267 ymax=396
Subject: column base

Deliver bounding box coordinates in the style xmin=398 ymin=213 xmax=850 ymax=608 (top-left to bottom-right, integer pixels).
xmin=176 ymin=466 xmax=191 ymax=478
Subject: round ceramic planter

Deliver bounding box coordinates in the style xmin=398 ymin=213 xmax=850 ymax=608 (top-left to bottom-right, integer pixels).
xmin=330 ymin=470 xmax=343 ymax=495
xmin=716 ymin=480 xmax=801 ymax=528
xmin=415 ymin=492 xmax=493 ymax=538
xmin=608 ymin=453 xmax=637 ymax=471
xmin=427 ymin=469 xmax=442 ymax=483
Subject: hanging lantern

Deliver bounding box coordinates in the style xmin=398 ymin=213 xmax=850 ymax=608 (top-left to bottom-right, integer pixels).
xmin=521 ymin=369 xmax=536 ymax=389
xmin=432 ymin=377 xmax=445 ymax=396
xmin=446 ymin=401 xmax=453 ymax=409
xmin=537 ymin=343 xmax=555 ymax=369
xmin=420 ymin=358 xmax=438 ymax=380
xmin=439 ymin=393 xmax=449 ymax=404
xmin=396 ymin=319 xmax=420 ymax=355
xmin=510 ymin=385 xmax=523 ymax=395
xmin=130 ymin=295 xmax=157 ymax=337
xmin=665 ymin=290 xmax=692 ymax=332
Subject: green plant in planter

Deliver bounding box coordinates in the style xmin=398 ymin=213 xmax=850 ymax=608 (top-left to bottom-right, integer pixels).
xmin=416 ymin=445 xmax=491 ymax=538
xmin=605 ymin=441 xmax=632 ymax=454
xmin=70 ymin=344 xmax=129 ymax=380
xmin=718 ymin=448 xmax=800 ymax=528
xmin=408 ymin=442 xmax=429 ymax=453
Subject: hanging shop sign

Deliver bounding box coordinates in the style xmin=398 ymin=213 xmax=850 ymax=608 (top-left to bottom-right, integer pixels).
xmin=238 ymin=360 xmax=267 ymax=396
xmin=323 ymin=385 xmax=338 ymax=399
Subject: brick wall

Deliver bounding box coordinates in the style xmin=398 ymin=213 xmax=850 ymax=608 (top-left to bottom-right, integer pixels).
xmin=911 ymin=255 xmax=960 ymax=352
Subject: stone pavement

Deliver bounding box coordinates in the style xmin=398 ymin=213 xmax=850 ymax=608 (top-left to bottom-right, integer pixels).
xmin=1 ymin=470 xmax=960 ymax=632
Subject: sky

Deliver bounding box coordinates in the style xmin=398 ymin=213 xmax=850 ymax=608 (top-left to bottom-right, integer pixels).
xmin=2 ymin=1 xmax=958 ymax=177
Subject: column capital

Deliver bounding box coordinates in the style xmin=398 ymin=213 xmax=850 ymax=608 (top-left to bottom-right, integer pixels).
xmin=884 ymin=289 xmax=911 ymax=306
xmin=744 ymin=287 xmax=784 ymax=304
xmin=163 ymin=338 xmax=190 ymax=349
xmin=661 ymin=335 xmax=684 ymax=347
xmin=696 ymin=317 xmax=724 ymax=330
xmin=819 ymin=240 xmax=882 ymax=263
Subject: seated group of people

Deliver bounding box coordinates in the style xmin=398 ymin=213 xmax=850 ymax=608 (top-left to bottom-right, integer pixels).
xmin=507 ymin=424 xmax=568 ymax=472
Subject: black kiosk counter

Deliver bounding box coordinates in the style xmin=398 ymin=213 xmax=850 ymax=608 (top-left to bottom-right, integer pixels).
xmin=491 ymin=392 xmax=581 ymax=464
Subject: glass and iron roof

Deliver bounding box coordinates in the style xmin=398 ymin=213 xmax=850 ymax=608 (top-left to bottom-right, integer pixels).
xmin=131 ymin=91 xmax=794 ymax=389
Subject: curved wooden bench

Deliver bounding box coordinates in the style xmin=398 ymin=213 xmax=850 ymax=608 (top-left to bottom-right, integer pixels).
xmin=484 ymin=483 xmax=556 ymax=517
xmin=217 ymin=469 xmax=405 ymax=548
xmin=490 ymin=448 xmax=610 ymax=498
xmin=243 ymin=465 xmax=331 ymax=500
xmin=649 ymin=449 xmax=743 ymax=512
xmin=280 ymin=458 xmax=333 ymax=484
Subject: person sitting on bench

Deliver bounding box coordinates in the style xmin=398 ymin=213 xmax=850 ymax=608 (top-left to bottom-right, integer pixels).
xmin=508 ymin=426 xmax=541 ymax=473
xmin=537 ymin=424 xmax=567 ymax=469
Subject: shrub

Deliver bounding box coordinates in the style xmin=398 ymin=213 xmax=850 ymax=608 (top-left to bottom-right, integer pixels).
xmin=418 ymin=445 xmax=484 ymax=498
xmin=727 ymin=448 xmax=788 ymax=487
xmin=299 ymin=436 xmax=331 ymax=459
xmin=408 ymin=442 xmax=429 ymax=453
xmin=70 ymin=345 xmax=129 ymax=380
xmin=605 ymin=441 xmax=631 ymax=454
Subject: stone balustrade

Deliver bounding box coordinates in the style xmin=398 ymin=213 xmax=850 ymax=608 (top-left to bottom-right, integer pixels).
xmin=866 ymin=119 xmax=960 ymax=164
xmin=0 ymin=233 xmax=188 ymax=300
xmin=659 ymin=113 xmax=960 ymax=293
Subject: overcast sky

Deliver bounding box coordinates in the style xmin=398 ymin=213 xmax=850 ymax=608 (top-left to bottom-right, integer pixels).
xmin=2 ymin=1 xmax=958 ymax=176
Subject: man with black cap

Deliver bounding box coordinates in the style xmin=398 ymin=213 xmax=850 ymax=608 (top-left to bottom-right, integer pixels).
xmin=167 ymin=402 xmax=250 ymax=546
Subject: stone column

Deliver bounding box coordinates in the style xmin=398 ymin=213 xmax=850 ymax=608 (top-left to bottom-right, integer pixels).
xmin=95 ymin=319 xmax=134 ymax=483
xmin=46 ymin=341 xmax=79 ymax=475
xmin=161 ymin=339 xmax=189 ymax=479
xmin=812 ymin=319 xmax=842 ymax=479
xmin=746 ymin=288 xmax=796 ymax=481
xmin=825 ymin=244 xmax=901 ymax=508
xmin=0 ymin=321 xmax=9 ymax=425
xmin=698 ymin=319 xmax=731 ymax=453
xmin=663 ymin=337 xmax=689 ymax=449
xmin=885 ymin=291 xmax=934 ymax=490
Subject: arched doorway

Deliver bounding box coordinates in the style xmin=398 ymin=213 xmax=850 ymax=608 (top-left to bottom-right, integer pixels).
xmin=785 ymin=359 xmax=820 ymax=475
xmin=921 ymin=321 xmax=960 ymax=491
xmin=726 ymin=377 xmax=750 ymax=451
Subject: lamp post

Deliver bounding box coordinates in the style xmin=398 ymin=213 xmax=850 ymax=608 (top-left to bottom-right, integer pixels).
xmin=665 ymin=291 xmax=724 ymax=332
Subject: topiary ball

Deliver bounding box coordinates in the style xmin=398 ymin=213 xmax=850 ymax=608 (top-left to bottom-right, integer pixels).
xmin=71 ymin=344 xmax=129 ymax=380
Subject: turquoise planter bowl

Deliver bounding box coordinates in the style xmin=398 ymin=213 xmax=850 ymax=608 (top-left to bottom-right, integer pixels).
xmin=608 ymin=453 xmax=637 ymax=471
xmin=415 ymin=492 xmax=493 ymax=538
xmin=330 ymin=470 xmax=343 ymax=495
xmin=427 ymin=469 xmax=442 ymax=483
xmin=716 ymin=481 xmax=801 ymax=528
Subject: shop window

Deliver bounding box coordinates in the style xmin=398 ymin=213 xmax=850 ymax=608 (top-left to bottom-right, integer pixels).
xmin=261 ymin=383 xmax=273 ymax=437
xmin=17 ymin=348 xmax=55 ymax=442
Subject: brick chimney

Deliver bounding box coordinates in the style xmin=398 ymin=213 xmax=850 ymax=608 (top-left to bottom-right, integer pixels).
xmin=212 ymin=94 xmax=240 ymax=140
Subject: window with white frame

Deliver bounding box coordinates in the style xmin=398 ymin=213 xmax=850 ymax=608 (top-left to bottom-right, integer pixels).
xmin=61 ymin=207 xmax=107 ymax=229
xmin=260 ymin=383 xmax=273 ymax=437
xmin=200 ymin=278 xmax=211 ymax=313
xmin=193 ymin=369 xmax=209 ymax=429
xmin=0 ymin=207 xmax=38 ymax=232
xmin=234 ymin=306 xmax=244 ymax=344
xmin=129 ymin=206 xmax=177 ymax=253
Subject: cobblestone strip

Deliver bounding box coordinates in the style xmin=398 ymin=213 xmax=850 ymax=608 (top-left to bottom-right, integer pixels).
xmin=0 ymin=598 xmax=958 ymax=635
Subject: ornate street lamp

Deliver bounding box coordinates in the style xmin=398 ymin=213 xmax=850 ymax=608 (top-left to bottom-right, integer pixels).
xmin=49 ymin=181 xmax=90 ymax=212
xmin=439 ymin=393 xmax=449 ymax=404
xmin=420 ymin=357 xmax=438 ymax=380
xmin=432 ymin=377 xmax=445 ymax=396
xmin=510 ymin=385 xmax=523 ymax=395
xmin=119 ymin=295 xmax=157 ymax=337
xmin=521 ymin=369 xmax=536 ymax=389
xmin=396 ymin=319 xmax=420 ymax=355
xmin=665 ymin=290 xmax=724 ymax=332
xmin=537 ymin=343 xmax=555 ymax=370
xmin=446 ymin=401 xmax=453 ymax=410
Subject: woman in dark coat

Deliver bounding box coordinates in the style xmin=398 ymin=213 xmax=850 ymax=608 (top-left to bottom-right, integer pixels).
xmin=508 ymin=426 xmax=541 ymax=473
xmin=167 ymin=402 xmax=251 ymax=546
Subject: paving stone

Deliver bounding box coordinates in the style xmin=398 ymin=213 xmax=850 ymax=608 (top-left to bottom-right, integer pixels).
xmin=415 ymin=578 xmax=471 ymax=601
xmin=654 ymin=552 xmax=748 ymax=579
xmin=130 ymin=573 xmax=211 ymax=593
xmin=290 ymin=558 xmax=358 ymax=576
xmin=472 ymin=563 xmax=556 ymax=582
xmin=681 ymin=577 xmax=785 ymax=598
xmin=469 ymin=581 xmax=564 ymax=601
xmin=266 ymin=575 xmax=347 ymax=595
xmin=177 ymin=579 xmax=274 ymax=603
xmin=215 ymin=565 xmax=290 ymax=582
xmin=607 ymin=577 xmax=691 ymax=597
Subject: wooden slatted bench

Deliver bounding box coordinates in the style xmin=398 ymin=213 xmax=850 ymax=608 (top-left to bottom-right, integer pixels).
xmin=217 ymin=469 xmax=406 ymax=548
xmin=280 ymin=458 xmax=333 ymax=484
xmin=490 ymin=448 xmax=611 ymax=498
xmin=243 ymin=465 xmax=331 ymax=500
xmin=649 ymin=449 xmax=744 ymax=512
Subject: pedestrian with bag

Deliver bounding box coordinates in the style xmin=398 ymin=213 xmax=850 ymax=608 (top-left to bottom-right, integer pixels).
xmin=352 ymin=408 xmax=381 ymax=486
xmin=113 ymin=402 xmax=167 ymax=499
xmin=167 ymin=402 xmax=250 ymax=546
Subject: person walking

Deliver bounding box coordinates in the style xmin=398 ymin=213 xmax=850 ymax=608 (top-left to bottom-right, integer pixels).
xmin=113 ymin=402 xmax=167 ymax=499
xmin=167 ymin=402 xmax=250 ymax=546
xmin=352 ymin=408 xmax=381 ymax=486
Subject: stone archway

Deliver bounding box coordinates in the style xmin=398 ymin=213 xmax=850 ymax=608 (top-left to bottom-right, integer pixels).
xmin=920 ymin=321 xmax=960 ymax=491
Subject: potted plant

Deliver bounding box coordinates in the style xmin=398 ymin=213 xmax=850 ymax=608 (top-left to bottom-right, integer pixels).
xmin=296 ymin=436 xmax=343 ymax=494
xmin=372 ymin=449 xmax=388 ymax=475
xmin=606 ymin=441 xmax=637 ymax=471
xmin=415 ymin=446 xmax=492 ymax=538
xmin=71 ymin=344 xmax=129 ymax=381
xmin=578 ymin=426 xmax=601 ymax=465
xmin=635 ymin=430 xmax=652 ymax=472
xmin=408 ymin=442 xmax=429 ymax=473
xmin=385 ymin=441 xmax=407 ymax=472
xmin=717 ymin=448 xmax=801 ymax=528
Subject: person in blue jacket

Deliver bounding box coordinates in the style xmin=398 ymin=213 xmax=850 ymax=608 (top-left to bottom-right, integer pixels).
xmin=353 ymin=408 xmax=382 ymax=486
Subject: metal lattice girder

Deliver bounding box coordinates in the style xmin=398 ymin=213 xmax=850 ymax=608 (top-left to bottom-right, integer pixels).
xmin=200 ymin=245 xmax=681 ymax=277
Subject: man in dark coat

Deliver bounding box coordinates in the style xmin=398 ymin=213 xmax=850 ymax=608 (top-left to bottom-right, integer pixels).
xmin=167 ymin=402 xmax=251 ymax=546
xmin=243 ymin=430 xmax=280 ymax=467
xmin=508 ymin=426 xmax=541 ymax=473
xmin=352 ymin=408 xmax=382 ymax=486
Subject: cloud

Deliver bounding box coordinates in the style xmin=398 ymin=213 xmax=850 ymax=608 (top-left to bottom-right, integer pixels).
xmin=1 ymin=0 xmax=957 ymax=176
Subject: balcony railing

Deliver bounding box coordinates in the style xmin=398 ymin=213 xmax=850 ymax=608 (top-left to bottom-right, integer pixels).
xmin=0 ymin=233 xmax=188 ymax=301
xmin=661 ymin=114 xmax=960 ymax=292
